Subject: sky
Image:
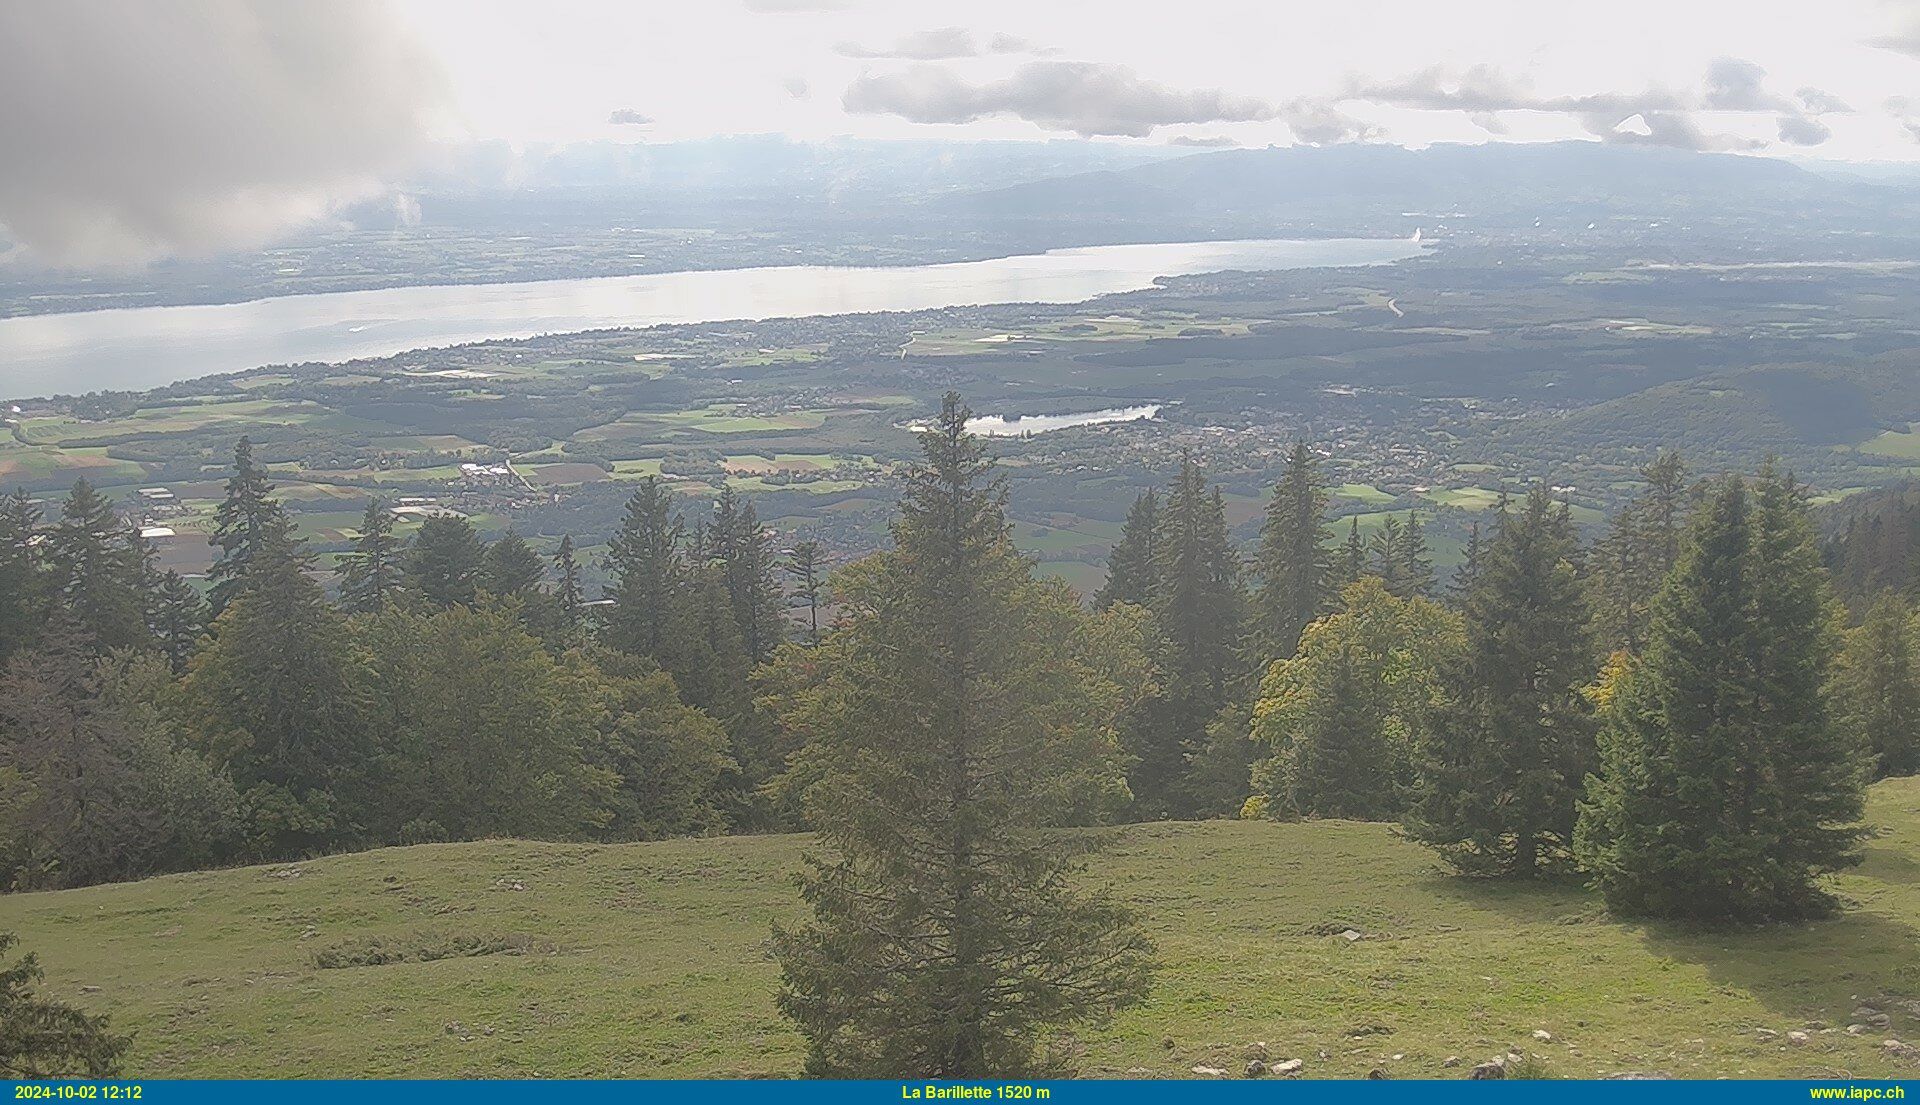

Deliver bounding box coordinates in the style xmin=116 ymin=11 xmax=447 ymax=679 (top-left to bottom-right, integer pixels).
xmin=4 ymin=0 xmax=1920 ymax=266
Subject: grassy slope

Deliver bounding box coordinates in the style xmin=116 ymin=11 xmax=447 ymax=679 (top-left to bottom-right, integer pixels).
xmin=5 ymin=778 xmax=1919 ymax=1080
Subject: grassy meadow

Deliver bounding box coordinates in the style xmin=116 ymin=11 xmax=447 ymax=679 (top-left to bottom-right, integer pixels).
xmin=4 ymin=779 xmax=1918 ymax=1080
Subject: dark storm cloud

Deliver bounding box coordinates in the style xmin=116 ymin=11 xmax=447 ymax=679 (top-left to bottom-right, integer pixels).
xmin=608 ymin=109 xmax=655 ymax=125
xmin=842 ymin=61 xmax=1277 ymax=138
xmin=0 ymin=0 xmax=445 ymax=267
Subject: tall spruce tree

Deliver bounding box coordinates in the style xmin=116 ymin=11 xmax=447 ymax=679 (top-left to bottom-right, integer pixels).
xmin=0 ymin=491 xmax=45 ymax=664
xmin=772 ymin=394 xmax=1152 ymax=1077
xmin=1576 ymin=472 xmax=1869 ymax=920
xmin=605 ymin=477 xmax=685 ymax=659
xmin=1589 ymin=452 xmax=1690 ymax=654
xmin=185 ymin=519 xmax=369 ymax=858
xmin=1449 ymin=519 xmax=1484 ymax=604
xmin=146 ymin=570 xmax=205 ymax=675
xmin=1094 ymin=490 xmax=1160 ymax=610
xmin=709 ymin=487 xmax=784 ymax=664
xmin=1147 ymin=456 xmax=1248 ymax=816
xmin=336 ymin=500 xmax=406 ymax=614
xmin=481 ymin=531 xmax=546 ymax=598
xmin=1832 ymin=591 xmax=1920 ymax=778
xmin=1406 ymin=484 xmax=1594 ymax=876
xmin=405 ymin=514 xmax=485 ymax=609
xmin=1253 ymin=443 xmax=1333 ymax=660
xmin=785 ymin=540 xmax=825 ymax=646
xmin=42 ymin=480 xmax=146 ymax=654
xmin=1334 ymin=516 xmax=1367 ymax=592
xmin=553 ymin=535 xmax=586 ymax=637
xmin=207 ymin=437 xmax=287 ymax=616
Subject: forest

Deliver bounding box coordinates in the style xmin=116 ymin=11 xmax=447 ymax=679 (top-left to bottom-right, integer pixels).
xmin=1 ymin=394 xmax=1914 ymax=1079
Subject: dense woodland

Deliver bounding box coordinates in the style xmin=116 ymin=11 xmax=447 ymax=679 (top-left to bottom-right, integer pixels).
xmin=0 ymin=397 xmax=1913 ymax=1078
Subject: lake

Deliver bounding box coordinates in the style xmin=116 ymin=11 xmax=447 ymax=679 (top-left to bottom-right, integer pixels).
xmin=0 ymin=237 xmax=1427 ymax=398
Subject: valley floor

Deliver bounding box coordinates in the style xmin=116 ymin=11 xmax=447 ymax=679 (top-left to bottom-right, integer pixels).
xmin=7 ymin=778 xmax=1920 ymax=1079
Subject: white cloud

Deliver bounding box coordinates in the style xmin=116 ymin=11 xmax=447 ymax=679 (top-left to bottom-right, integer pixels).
xmin=0 ymin=0 xmax=445 ymax=266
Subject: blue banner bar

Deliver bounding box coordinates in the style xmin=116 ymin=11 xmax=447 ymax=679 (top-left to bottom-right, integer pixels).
xmin=5 ymin=1081 xmax=1916 ymax=1104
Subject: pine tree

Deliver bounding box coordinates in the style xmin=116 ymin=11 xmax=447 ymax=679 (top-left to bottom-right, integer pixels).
xmin=1253 ymin=443 xmax=1333 ymax=660
xmin=42 ymin=480 xmax=146 ymax=654
xmin=785 ymin=540 xmax=825 ymax=646
xmin=0 ymin=933 xmax=130 ymax=1077
xmin=336 ymin=500 xmax=405 ymax=614
xmin=185 ymin=519 xmax=368 ymax=858
xmin=481 ymin=530 xmax=546 ymax=598
xmin=1833 ymin=591 xmax=1920 ymax=778
xmin=1333 ymin=516 xmax=1367 ymax=592
xmin=0 ymin=492 xmax=45 ymax=665
xmin=1406 ymin=484 xmax=1594 ymax=877
xmin=1369 ymin=514 xmax=1404 ymax=595
xmin=1094 ymin=490 xmax=1159 ymax=610
xmin=1147 ymin=456 xmax=1249 ymax=816
xmin=1576 ymin=473 xmax=1869 ymax=920
xmin=1449 ymin=520 xmax=1484 ymax=604
xmin=1589 ymin=452 xmax=1689 ymax=654
xmin=605 ymin=477 xmax=685 ymax=659
xmin=553 ymin=535 xmax=586 ymax=636
xmin=709 ymin=487 xmax=784 ymax=664
xmin=1396 ymin=513 xmax=1435 ymax=597
xmin=146 ymin=570 xmax=205 ymax=675
xmin=207 ymin=437 xmax=287 ymax=615
xmin=405 ymin=514 xmax=485 ymax=609
xmin=772 ymin=394 xmax=1152 ymax=1077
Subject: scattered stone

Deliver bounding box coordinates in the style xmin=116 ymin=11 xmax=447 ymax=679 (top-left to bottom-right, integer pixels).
xmin=265 ymin=866 xmax=303 ymax=880
xmin=1244 ymin=1042 xmax=1270 ymax=1061
xmin=1786 ymin=1031 xmax=1810 ymax=1045
xmin=1190 ymin=1065 xmax=1227 ymax=1078
xmin=1883 ymin=1039 xmax=1915 ymax=1060
xmin=1754 ymin=1028 xmax=1779 ymax=1041
xmin=1366 ymin=1067 xmax=1389 ymax=1080
xmin=1469 ymin=1057 xmax=1507 ymax=1080
xmin=1244 ymin=1059 xmax=1267 ymax=1078
xmin=300 ymin=926 xmax=317 ymax=940
xmin=1339 ymin=929 xmax=1364 ymax=942
xmin=1532 ymin=1029 xmax=1553 ymax=1042
xmin=1161 ymin=1037 xmax=1176 ymax=1050
xmin=494 ymin=879 xmax=526 ymax=892
xmin=1391 ymin=1053 xmax=1405 ymax=1061
xmin=1272 ymin=1058 xmax=1303 ymax=1076
xmin=1125 ymin=1068 xmax=1152 ymax=1075
xmin=1848 ymin=1024 xmax=1868 ymax=1036
xmin=1442 ymin=1057 xmax=1462 ymax=1069
xmin=78 ymin=985 xmax=100 ymax=994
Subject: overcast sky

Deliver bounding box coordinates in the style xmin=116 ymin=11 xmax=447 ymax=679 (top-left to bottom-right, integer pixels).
xmin=6 ymin=0 xmax=1920 ymax=266
xmin=397 ymin=0 xmax=1920 ymax=155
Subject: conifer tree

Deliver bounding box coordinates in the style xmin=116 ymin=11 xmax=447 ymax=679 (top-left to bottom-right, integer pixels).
xmin=0 ymin=933 xmax=130 ymax=1077
xmin=1396 ymin=513 xmax=1435 ymax=597
xmin=1576 ymin=472 xmax=1869 ymax=920
xmin=405 ymin=515 xmax=485 ymax=608
xmin=336 ymin=500 xmax=405 ymax=614
xmin=42 ymin=480 xmax=146 ymax=654
xmin=1333 ymin=516 xmax=1367 ymax=592
xmin=207 ymin=437 xmax=287 ymax=615
xmin=1370 ymin=514 xmax=1405 ymax=595
xmin=710 ymin=487 xmax=784 ymax=664
xmin=1449 ymin=520 xmax=1484 ymax=604
xmin=1406 ymin=484 xmax=1594 ymax=876
xmin=553 ymin=535 xmax=586 ymax=635
xmin=481 ymin=530 xmax=546 ymax=598
xmin=1095 ymin=490 xmax=1160 ymax=609
xmin=1147 ymin=456 xmax=1249 ymax=816
xmin=1589 ymin=452 xmax=1689 ymax=653
xmin=785 ymin=540 xmax=825 ymax=646
xmin=605 ymin=477 xmax=685 ymax=659
xmin=773 ymin=394 xmax=1152 ymax=1077
xmin=146 ymin=570 xmax=205 ymax=675
xmin=1832 ymin=591 xmax=1920 ymax=778
xmin=185 ymin=519 xmax=369 ymax=858
xmin=0 ymin=492 xmax=45 ymax=665
xmin=1253 ymin=443 xmax=1333 ymax=660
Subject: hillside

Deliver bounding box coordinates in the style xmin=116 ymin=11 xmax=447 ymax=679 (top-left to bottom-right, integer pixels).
xmin=5 ymin=778 xmax=1919 ymax=1080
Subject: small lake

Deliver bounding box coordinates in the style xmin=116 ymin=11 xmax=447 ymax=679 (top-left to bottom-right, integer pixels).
xmin=966 ymin=404 xmax=1164 ymax=436
xmin=0 ymin=237 xmax=1428 ymax=398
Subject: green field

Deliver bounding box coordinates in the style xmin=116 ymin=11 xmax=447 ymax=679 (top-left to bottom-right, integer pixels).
xmin=1333 ymin=483 xmax=1397 ymax=505
xmin=5 ymin=778 xmax=1916 ymax=1080
xmin=1421 ymin=487 xmax=1506 ymax=511
xmin=1855 ymin=425 xmax=1920 ymax=461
